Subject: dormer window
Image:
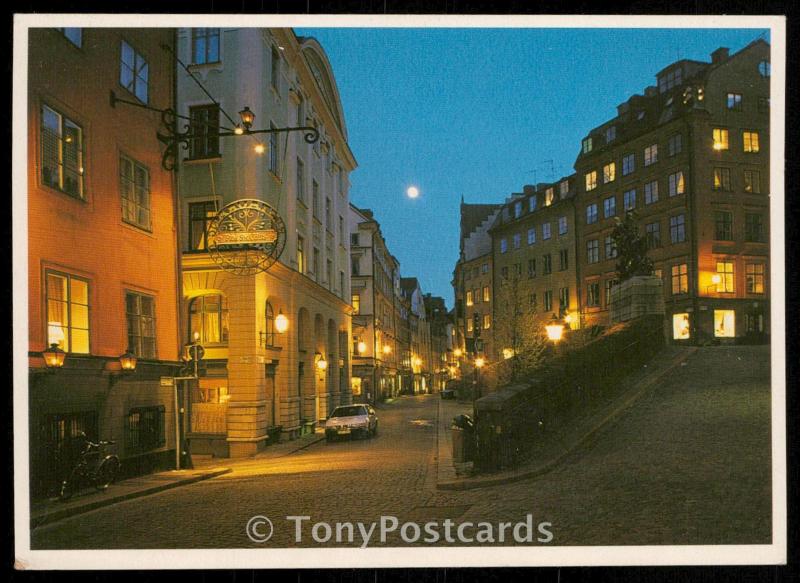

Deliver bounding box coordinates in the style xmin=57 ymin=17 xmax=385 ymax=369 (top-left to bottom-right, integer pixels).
xmin=605 ymin=126 xmax=616 ymax=143
xmin=582 ymin=137 xmax=593 ymax=154
xmin=658 ymin=67 xmax=683 ymax=93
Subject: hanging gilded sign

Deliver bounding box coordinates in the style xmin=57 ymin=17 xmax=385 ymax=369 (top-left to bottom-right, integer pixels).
xmin=206 ymin=199 xmax=287 ymax=276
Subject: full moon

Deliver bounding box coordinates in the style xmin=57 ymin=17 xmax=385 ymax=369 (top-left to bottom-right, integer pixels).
xmin=406 ymin=186 xmax=420 ymax=199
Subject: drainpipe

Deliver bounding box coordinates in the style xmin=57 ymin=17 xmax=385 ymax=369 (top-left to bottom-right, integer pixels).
xmin=687 ymin=115 xmax=701 ymax=343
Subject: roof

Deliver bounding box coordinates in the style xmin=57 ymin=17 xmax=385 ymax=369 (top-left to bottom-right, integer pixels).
xmin=460 ymin=202 xmax=502 ymax=241
xmin=400 ymin=277 xmax=419 ymax=293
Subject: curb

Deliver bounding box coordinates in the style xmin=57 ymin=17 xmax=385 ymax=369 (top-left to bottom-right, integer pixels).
xmin=437 ymin=347 xmax=696 ymax=491
xmin=30 ymin=468 xmax=232 ymax=529
xmin=277 ymin=434 xmax=325 ymax=457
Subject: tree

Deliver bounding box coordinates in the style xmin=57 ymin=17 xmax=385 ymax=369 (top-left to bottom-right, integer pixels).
xmin=611 ymin=211 xmax=654 ymax=282
xmin=493 ymin=273 xmax=547 ymax=385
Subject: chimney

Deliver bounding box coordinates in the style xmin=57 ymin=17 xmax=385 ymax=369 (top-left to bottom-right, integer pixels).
xmin=522 ymin=184 xmax=535 ymax=195
xmin=711 ymin=47 xmax=730 ymax=64
xmin=644 ymin=85 xmax=657 ymax=97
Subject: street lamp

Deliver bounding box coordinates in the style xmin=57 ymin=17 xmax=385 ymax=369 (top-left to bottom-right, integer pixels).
xmin=453 ymin=348 xmax=463 ymax=358
xmin=357 ymin=341 xmax=367 ymax=355
xmin=315 ymin=352 xmax=328 ymax=371
xmin=238 ymin=106 xmax=255 ymax=131
xmin=42 ymin=343 xmax=66 ymax=369
xmin=118 ymin=350 xmax=138 ymax=372
xmin=274 ymin=310 xmax=289 ymax=334
xmin=474 ymin=356 xmax=486 ymax=369
xmin=502 ymin=347 xmax=514 ymax=360
xmin=382 ymin=344 xmax=392 ymax=355
xmin=545 ymin=313 xmax=565 ymax=343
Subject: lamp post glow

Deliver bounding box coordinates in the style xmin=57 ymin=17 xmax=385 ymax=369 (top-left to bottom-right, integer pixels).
xmin=382 ymin=344 xmax=392 ymax=355
xmin=453 ymin=348 xmax=463 ymax=358
xmin=119 ymin=350 xmax=138 ymax=372
xmin=502 ymin=348 xmax=514 ymax=360
xmin=274 ymin=310 xmax=289 ymax=334
xmin=474 ymin=356 xmax=486 ymax=369
xmin=42 ymin=343 xmax=66 ymax=369
xmin=545 ymin=313 xmax=565 ymax=343
xmin=357 ymin=341 xmax=367 ymax=355
xmin=315 ymin=353 xmax=328 ymax=371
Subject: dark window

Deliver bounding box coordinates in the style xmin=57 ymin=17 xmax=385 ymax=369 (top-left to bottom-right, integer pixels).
xmin=604 ymin=279 xmax=619 ymax=308
xmin=269 ymin=122 xmax=279 ymax=175
xmin=605 ymin=235 xmax=618 ymax=259
xmin=192 ymin=28 xmax=220 ymax=64
xmin=603 ymin=196 xmax=616 ymax=218
xmin=587 ymin=282 xmax=600 ymax=307
xmin=587 ymin=240 xmax=599 ymax=264
xmin=758 ymin=97 xmax=770 ymax=113
xmin=296 ymin=158 xmax=305 ymax=202
xmin=586 ymin=204 xmax=598 ymax=224
xmin=271 ymin=46 xmax=281 ymax=90
xmin=644 ymin=180 xmax=659 ymax=205
xmin=713 ymin=168 xmax=732 ymax=191
xmin=745 ymin=213 xmax=764 ymax=242
xmin=542 ymin=254 xmax=552 ymax=275
xmin=188 ymin=294 xmax=229 ymax=345
xmin=559 ymin=249 xmax=569 ymax=271
xmin=559 ymin=287 xmax=569 ymax=314
xmin=189 ymin=105 xmax=220 ymax=159
xmin=41 ymin=105 xmax=84 ymax=198
xmin=527 ymin=258 xmax=536 ymax=278
xmin=670 ymin=214 xmax=686 ymax=244
xmin=668 ymin=133 xmax=682 ymax=157
xmin=543 ymin=290 xmax=553 ymax=312
xmin=744 ymin=170 xmax=761 ymax=194
xmin=623 ymin=189 xmax=636 ymax=211
xmin=351 ymin=233 xmax=359 ymax=246
xmin=127 ymin=406 xmax=165 ymax=452
xmin=120 ymin=155 xmax=151 ymax=230
xmin=622 ymin=153 xmax=635 ymax=176
xmin=263 ymin=301 xmax=275 ymax=347
xmin=715 ymin=211 xmax=733 ymax=241
xmin=126 ymin=292 xmax=156 ymax=359
xmin=188 ymin=201 xmax=217 ymax=251
xmin=120 ymin=40 xmax=148 ymax=103
xmin=645 ymin=222 xmax=661 ymax=249
xmin=726 ymin=93 xmax=742 ymax=110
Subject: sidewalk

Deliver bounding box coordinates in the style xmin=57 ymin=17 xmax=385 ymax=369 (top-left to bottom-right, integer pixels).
xmin=31 ymin=429 xmax=327 ymax=529
xmin=30 ymin=466 xmax=231 ymax=529
xmin=436 ymin=345 xmax=696 ymax=490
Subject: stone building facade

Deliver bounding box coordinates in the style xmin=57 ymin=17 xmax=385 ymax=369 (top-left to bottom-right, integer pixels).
xmin=176 ymin=28 xmax=356 ymax=456
xmin=27 ymin=27 xmax=182 ymax=494
xmin=574 ymin=41 xmax=770 ymax=343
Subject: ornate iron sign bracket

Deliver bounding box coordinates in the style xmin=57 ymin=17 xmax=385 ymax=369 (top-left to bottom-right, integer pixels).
xmin=110 ymin=90 xmax=320 ymax=171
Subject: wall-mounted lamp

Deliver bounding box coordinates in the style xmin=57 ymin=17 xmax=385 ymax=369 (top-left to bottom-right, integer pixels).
xmin=315 ymin=352 xmax=328 ymax=371
xmin=42 ymin=343 xmax=66 ymax=369
xmin=275 ymin=310 xmax=289 ymax=334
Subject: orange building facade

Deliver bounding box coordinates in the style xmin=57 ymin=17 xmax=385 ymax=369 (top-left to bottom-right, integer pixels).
xmin=27 ymin=28 xmax=182 ymax=496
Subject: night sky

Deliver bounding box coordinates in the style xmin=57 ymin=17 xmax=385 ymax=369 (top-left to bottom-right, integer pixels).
xmin=296 ymin=27 xmax=769 ymax=305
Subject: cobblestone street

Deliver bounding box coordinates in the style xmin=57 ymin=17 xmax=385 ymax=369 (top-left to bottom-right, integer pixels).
xmin=30 ymin=346 xmax=772 ymax=549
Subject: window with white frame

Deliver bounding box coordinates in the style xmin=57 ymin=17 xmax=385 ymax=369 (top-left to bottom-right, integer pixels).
xmin=644 ymin=180 xmax=659 ymax=205
xmin=120 ymin=155 xmax=151 ymax=230
xmin=586 ymin=203 xmax=598 ymax=224
xmin=120 ymin=40 xmax=148 ymax=103
xmin=644 ymin=144 xmax=658 ymax=166
xmin=41 ymin=104 xmax=84 ymax=199
xmin=603 ymin=162 xmax=615 ymax=184
xmin=192 ymin=28 xmax=220 ymax=64
xmin=622 ymin=153 xmax=635 ymax=176
xmin=668 ymin=171 xmax=685 ymax=197
xmin=126 ymin=291 xmax=156 ymax=358
xmin=603 ymin=196 xmax=616 ymax=218
xmin=46 ymin=271 xmax=90 ymax=353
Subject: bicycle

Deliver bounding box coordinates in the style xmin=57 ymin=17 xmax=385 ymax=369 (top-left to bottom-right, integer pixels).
xmin=59 ymin=439 xmax=121 ymax=501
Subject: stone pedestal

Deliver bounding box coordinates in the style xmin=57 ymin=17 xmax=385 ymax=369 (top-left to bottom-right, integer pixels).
xmin=609 ymin=275 xmax=665 ymax=324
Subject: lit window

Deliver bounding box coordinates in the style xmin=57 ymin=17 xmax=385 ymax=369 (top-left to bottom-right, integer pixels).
xmin=582 ymin=137 xmax=593 ymax=154
xmin=746 ymin=264 xmax=765 ymax=294
xmin=713 ymin=167 xmax=732 ymax=191
xmin=542 ymin=223 xmax=551 ymax=240
xmin=466 ymin=290 xmax=473 ymax=307
xmin=712 ymin=128 xmax=729 ymax=151
xmin=297 ymin=235 xmax=305 ymax=273
xmin=587 ymin=240 xmax=599 ymax=264
xmin=670 ymin=214 xmax=686 ymax=244
xmin=126 ymin=292 xmax=156 ymax=358
xmin=46 ymin=271 xmax=90 ymax=354
xmin=483 ymin=286 xmax=490 ymax=302
xmin=120 ymin=155 xmax=151 ymax=230
xmin=623 ymin=189 xmax=636 ymax=211
xmin=483 ymin=314 xmax=491 ymax=329
xmin=603 ymin=196 xmax=616 ymax=218
xmin=671 ymin=264 xmax=688 ymax=294
xmin=622 ymin=153 xmax=635 ymax=176
xmin=726 ymin=93 xmax=742 ymax=110
xmin=672 ymin=313 xmax=691 ymax=340
xmin=603 ymin=162 xmax=616 ymax=184
xmin=668 ymin=171 xmax=685 ymax=197
xmin=545 ymin=187 xmax=554 ymax=206
xmin=527 ymin=227 xmax=536 ymax=245
xmin=714 ymin=309 xmax=735 ymax=338
xmin=467 ymin=319 xmax=474 ymax=332
xmin=586 ymin=203 xmax=598 ymax=224
xmin=41 ymin=105 xmax=84 ymax=199
xmin=644 ymin=144 xmax=658 ymax=166
xmin=716 ymin=261 xmax=734 ymax=293
xmin=188 ymin=294 xmax=229 ymax=345
xmin=192 ymin=28 xmax=220 ymax=64
xmin=585 ymin=171 xmax=597 ymax=192
xmin=120 ymin=40 xmax=148 ymax=103
xmin=644 ymin=180 xmax=659 ymax=205
xmin=743 ymin=131 xmax=760 ymax=153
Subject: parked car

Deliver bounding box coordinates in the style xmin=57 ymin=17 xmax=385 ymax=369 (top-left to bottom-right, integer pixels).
xmin=440 ymin=379 xmax=461 ymax=400
xmin=325 ymin=404 xmax=378 ymax=442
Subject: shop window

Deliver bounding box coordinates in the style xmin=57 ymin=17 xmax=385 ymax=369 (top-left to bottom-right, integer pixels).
xmin=672 ymin=313 xmax=690 ymax=340
xmin=127 ymin=406 xmax=165 ymax=453
xmin=714 ymin=310 xmax=735 ymax=338
xmin=188 ymin=294 xmax=229 ymax=345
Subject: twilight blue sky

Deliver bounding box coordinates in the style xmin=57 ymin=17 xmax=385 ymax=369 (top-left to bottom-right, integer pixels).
xmin=297 ymin=27 xmax=769 ymax=305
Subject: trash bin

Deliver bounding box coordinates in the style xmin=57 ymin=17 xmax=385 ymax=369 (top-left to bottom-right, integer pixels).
xmin=451 ymin=414 xmax=475 ymax=463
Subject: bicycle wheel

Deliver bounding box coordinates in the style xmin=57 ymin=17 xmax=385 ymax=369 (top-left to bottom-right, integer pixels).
xmin=59 ymin=469 xmax=79 ymax=501
xmin=94 ymin=457 xmax=120 ymax=491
